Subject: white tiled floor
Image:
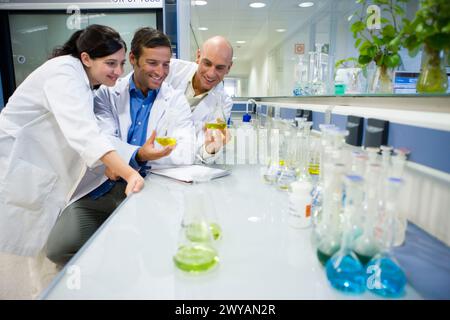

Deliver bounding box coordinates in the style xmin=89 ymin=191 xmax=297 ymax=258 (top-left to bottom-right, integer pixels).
xmin=0 ymin=251 xmax=59 ymax=300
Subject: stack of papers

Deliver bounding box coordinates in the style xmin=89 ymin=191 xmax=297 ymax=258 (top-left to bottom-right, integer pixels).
xmin=149 ymin=165 xmax=230 ymax=183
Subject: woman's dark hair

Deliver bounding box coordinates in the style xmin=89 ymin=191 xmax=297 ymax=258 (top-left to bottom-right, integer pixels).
xmin=51 ymin=24 xmax=127 ymax=59
xmin=131 ymin=27 xmax=172 ymax=62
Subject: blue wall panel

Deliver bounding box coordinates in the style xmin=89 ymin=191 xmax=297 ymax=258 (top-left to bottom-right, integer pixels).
xmin=232 ymin=103 xmax=247 ymax=112
xmin=388 ymin=123 xmax=450 ymax=174
xmin=280 ymin=108 xmax=296 ymax=119
xmin=331 ymin=114 xmax=347 ymax=130
xmin=312 ymin=111 xmax=325 ymax=131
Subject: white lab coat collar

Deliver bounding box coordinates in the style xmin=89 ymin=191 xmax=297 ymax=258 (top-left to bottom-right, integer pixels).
xmin=110 ymin=72 xmax=171 ymax=140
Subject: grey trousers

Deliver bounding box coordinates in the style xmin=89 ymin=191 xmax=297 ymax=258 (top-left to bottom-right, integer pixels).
xmin=46 ymin=181 xmax=127 ymax=265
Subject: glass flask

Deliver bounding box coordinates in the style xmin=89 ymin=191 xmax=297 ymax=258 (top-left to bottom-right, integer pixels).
xmin=310 ymin=125 xmax=336 ymax=244
xmin=315 ymin=163 xmax=345 ymax=266
xmin=354 ymin=163 xmax=382 ymax=265
xmin=205 ymin=92 xmax=227 ymax=130
xmin=293 ymin=54 xmax=309 ymax=96
xmin=390 ymin=148 xmax=410 ymax=247
xmin=297 ymin=121 xmax=313 ymax=183
xmin=156 ymin=109 xmax=177 ymax=147
xmin=276 ymin=125 xmax=297 ymax=191
xmin=173 ymin=182 xmax=219 ymax=273
xmin=326 ymin=175 xmax=366 ymax=294
xmin=365 ymin=177 xmax=407 ymax=297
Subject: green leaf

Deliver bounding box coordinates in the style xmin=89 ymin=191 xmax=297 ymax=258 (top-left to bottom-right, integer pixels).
xmin=373 ymin=37 xmax=383 ymax=46
xmin=386 ymin=54 xmax=401 ymax=68
xmin=381 ymin=17 xmax=390 ymax=25
xmin=394 ymin=5 xmax=405 ymax=16
xmin=382 ymin=25 xmax=396 ymax=38
xmin=388 ymin=36 xmax=401 ymax=51
xmin=404 ymin=34 xmax=420 ymax=51
xmin=351 ymin=21 xmax=366 ymax=34
xmin=442 ymin=22 xmax=450 ymax=33
xmin=358 ymin=55 xmax=372 ymax=65
xmin=355 ymin=38 xmax=362 ymax=48
xmin=426 ymin=33 xmax=450 ymax=51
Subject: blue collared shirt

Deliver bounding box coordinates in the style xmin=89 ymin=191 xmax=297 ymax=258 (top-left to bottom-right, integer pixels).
xmin=88 ymin=76 xmax=159 ymax=200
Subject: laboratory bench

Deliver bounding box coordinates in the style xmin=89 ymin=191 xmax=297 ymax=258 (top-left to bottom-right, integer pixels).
xmin=40 ymin=165 xmax=433 ymax=300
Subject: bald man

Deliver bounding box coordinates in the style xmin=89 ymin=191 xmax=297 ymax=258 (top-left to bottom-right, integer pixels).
xmin=165 ymin=36 xmax=234 ymax=162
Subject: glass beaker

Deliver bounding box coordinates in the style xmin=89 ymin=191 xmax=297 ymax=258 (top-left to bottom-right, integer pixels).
xmin=173 ymin=182 xmax=219 ymax=273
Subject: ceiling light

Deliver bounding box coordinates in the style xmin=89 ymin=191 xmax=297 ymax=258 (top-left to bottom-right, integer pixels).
xmin=236 ymin=40 xmax=246 ymax=44
xmin=198 ymin=27 xmax=208 ymax=31
xmin=249 ymin=2 xmax=266 ymax=8
xmin=298 ymin=2 xmax=314 ymax=7
xmin=276 ymin=28 xmax=286 ymax=32
xmin=192 ymin=0 xmax=208 ymax=6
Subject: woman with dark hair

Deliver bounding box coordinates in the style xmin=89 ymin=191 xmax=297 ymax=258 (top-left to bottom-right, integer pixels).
xmin=0 ymin=24 xmax=144 ymax=257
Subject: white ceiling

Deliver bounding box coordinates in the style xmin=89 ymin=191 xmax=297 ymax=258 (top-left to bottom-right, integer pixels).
xmin=190 ymin=0 xmax=356 ymax=77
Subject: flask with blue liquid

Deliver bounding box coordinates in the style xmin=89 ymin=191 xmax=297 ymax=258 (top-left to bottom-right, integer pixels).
xmin=325 ymin=174 xmax=366 ymax=294
xmin=365 ymin=177 xmax=407 ymax=297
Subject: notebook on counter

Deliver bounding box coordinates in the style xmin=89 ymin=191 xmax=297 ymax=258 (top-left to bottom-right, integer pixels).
xmin=149 ymin=165 xmax=231 ymax=183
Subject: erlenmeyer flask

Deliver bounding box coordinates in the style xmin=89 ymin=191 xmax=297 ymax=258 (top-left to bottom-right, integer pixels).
xmin=205 ymin=93 xmax=227 ymax=130
xmin=173 ymin=184 xmax=219 ymax=273
xmin=277 ymin=127 xmax=297 ymax=191
xmin=315 ymin=163 xmax=345 ymax=266
xmin=354 ymin=164 xmax=382 ymax=265
xmin=325 ymin=175 xmax=366 ymax=294
xmin=156 ymin=109 xmax=177 ymax=147
xmin=365 ymin=177 xmax=407 ymax=297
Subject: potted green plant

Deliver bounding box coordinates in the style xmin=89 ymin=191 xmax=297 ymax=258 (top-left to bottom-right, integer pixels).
xmin=349 ymin=0 xmax=409 ymax=93
xmin=402 ymin=0 xmax=450 ymax=93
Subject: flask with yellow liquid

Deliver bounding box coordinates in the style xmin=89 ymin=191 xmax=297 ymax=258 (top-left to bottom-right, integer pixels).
xmin=156 ymin=109 xmax=177 ymax=147
xmin=173 ymin=176 xmax=221 ymax=273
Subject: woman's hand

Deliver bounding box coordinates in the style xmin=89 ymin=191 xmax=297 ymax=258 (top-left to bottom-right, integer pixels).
xmin=100 ymin=151 xmax=145 ymax=196
xmin=123 ymin=170 xmax=145 ymax=196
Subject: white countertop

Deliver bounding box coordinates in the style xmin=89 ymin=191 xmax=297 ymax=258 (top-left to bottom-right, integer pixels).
xmin=41 ymin=165 xmax=422 ymax=300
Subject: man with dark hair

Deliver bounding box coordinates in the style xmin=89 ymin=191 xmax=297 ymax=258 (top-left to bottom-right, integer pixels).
xmin=46 ymin=27 xmax=194 ymax=265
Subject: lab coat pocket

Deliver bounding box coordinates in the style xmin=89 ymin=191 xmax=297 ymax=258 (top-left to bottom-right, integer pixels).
xmin=0 ymin=159 xmax=58 ymax=211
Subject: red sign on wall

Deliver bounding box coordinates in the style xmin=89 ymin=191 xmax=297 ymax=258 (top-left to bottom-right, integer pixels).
xmin=295 ymin=43 xmax=305 ymax=55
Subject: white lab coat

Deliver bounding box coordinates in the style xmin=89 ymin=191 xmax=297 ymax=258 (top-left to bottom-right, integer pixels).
xmin=0 ymin=55 xmax=114 ymax=256
xmin=67 ymin=72 xmax=196 ymax=204
xmin=165 ymin=59 xmax=233 ymax=140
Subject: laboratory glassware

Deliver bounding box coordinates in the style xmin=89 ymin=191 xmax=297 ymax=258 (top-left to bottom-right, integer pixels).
xmin=173 ymin=182 xmax=219 ymax=273
xmin=325 ymin=175 xmax=366 ymax=294
xmin=365 ymin=177 xmax=407 ymax=297
xmin=354 ymin=163 xmax=383 ymax=265
xmin=315 ymin=163 xmax=345 ymax=266
xmin=156 ymin=109 xmax=177 ymax=147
